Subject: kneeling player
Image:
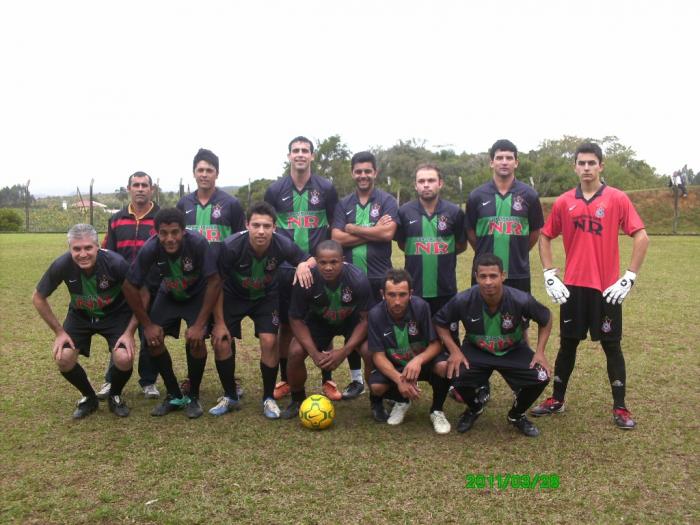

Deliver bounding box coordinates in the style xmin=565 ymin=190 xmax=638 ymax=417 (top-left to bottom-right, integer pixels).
xmin=367 ymin=269 xmax=451 ymax=434
xmin=123 ymin=208 xmax=221 ymax=419
xmin=33 ymin=224 xmax=136 ymax=419
xmin=213 ymin=202 xmax=315 ymax=418
xmin=434 ymin=253 xmax=552 ymax=437
xmin=281 ymin=240 xmax=373 ymax=419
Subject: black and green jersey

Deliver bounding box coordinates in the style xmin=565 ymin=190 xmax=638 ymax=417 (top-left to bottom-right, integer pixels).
xmin=289 ymin=263 xmax=370 ymax=327
xmin=218 ymin=231 xmax=310 ymax=301
xmin=127 ymin=231 xmax=217 ymax=302
xmin=395 ymin=199 xmax=465 ymax=298
xmin=367 ymin=295 xmax=437 ymax=367
xmin=331 ymin=188 xmax=398 ymax=279
xmin=177 ymin=188 xmax=245 ymax=258
xmin=36 ymin=249 xmax=130 ymax=318
xmin=264 ymin=173 xmax=338 ymax=260
xmin=465 ymin=179 xmax=544 ymax=280
xmin=433 ymin=285 xmax=550 ymax=356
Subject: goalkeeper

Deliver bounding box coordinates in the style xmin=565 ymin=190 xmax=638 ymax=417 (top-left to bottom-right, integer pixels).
xmin=532 ymin=142 xmax=649 ymax=430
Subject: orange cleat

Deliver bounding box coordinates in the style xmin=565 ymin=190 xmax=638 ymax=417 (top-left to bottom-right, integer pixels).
xmin=322 ymin=380 xmax=343 ymax=401
xmin=273 ymin=381 xmax=291 ymax=400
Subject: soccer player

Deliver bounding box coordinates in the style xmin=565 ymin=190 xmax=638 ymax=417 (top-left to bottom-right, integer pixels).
xmin=332 ymin=150 xmax=398 ymax=399
xmin=97 ymin=171 xmax=160 ymax=400
xmin=367 ymin=269 xmax=451 ymax=434
xmin=33 ymin=224 xmax=136 ymax=419
xmin=212 ymin=202 xmax=315 ymax=419
xmin=264 ymin=136 xmax=341 ymax=401
xmin=281 ymin=240 xmax=373 ymax=419
xmin=122 ymin=208 xmax=222 ymax=418
xmin=434 ymin=253 xmax=552 ymax=437
xmin=531 ymin=142 xmax=649 ymax=430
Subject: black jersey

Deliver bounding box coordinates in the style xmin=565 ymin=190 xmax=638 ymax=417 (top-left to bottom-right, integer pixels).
xmin=434 ymin=285 xmax=550 ymax=356
xmin=332 ymin=188 xmax=398 ymax=278
xmin=395 ymin=199 xmax=465 ymax=298
xmin=368 ymin=295 xmax=437 ymax=367
xmin=36 ymin=249 xmax=130 ymax=318
xmin=218 ymin=231 xmax=310 ymax=301
xmin=127 ymin=230 xmax=217 ymax=301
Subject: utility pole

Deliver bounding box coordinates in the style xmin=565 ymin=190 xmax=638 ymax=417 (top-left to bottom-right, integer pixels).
xmin=24 ymin=179 xmax=30 ymax=231
xmin=89 ymin=178 xmax=95 ymax=226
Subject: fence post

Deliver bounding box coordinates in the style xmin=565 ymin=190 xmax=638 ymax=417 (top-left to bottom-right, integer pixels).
xmin=25 ymin=179 xmax=30 ymax=231
xmin=89 ymin=179 xmax=95 ymax=226
xmin=672 ymin=186 xmax=679 ymax=234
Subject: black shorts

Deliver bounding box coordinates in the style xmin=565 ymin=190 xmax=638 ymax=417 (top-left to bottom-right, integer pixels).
xmin=276 ymin=266 xmax=296 ymax=325
xmin=560 ymin=286 xmax=622 ymax=341
xmin=368 ymin=277 xmax=384 ymax=307
xmin=224 ymin=294 xmax=280 ymax=339
xmin=368 ymin=351 xmax=449 ymax=385
xmin=63 ymin=308 xmax=132 ymax=357
xmin=451 ymin=343 xmax=550 ymax=391
xmin=150 ymin=289 xmax=210 ymax=339
xmin=470 ymin=275 xmax=531 ymax=293
xmin=305 ymin=313 xmax=361 ymax=353
xmin=425 ymin=295 xmax=459 ymax=342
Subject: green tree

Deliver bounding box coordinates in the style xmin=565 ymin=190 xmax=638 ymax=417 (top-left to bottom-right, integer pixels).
xmin=0 ymin=209 xmax=22 ymax=231
xmin=236 ymin=179 xmax=277 ymax=211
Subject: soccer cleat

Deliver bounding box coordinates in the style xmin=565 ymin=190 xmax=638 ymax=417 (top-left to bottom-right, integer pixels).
xmin=151 ymin=395 xmax=190 ymax=417
xmin=476 ymin=383 xmax=491 ymax=406
xmin=530 ymin=397 xmax=565 ymax=417
xmin=322 ymin=380 xmax=343 ymax=401
xmin=371 ymin=401 xmax=389 ymax=423
xmin=430 ymin=410 xmax=451 ymax=434
xmin=96 ymin=382 xmax=111 ymax=401
xmin=180 ymin=378 xmax=191 ymax=396
xmin=273 ymin=381 xmax=291 ymax=400
xmin=508 ymin=414 xmax=540 ymax=437
xmin=341 ymin=380 xmax=365 ymax=400
xmin=186 ymin=398 xmax=204 ymax=419
xmin=262 ymin=398 xmax=281 ymax=419
xmin=456 ymin=407 xmax=484 ymax=433
xmin=108 ymin=395 xmax=130 ymax=417
xmin=73 ymin=396 xmax=99 ymax=419
xmin=142 ymin=384 xmax=160 ymax=399
xmin=387 ymin=401 xmax=410 ymax=426
xmin=281 ymin=400 xmax=302 ymax=420
xmin=613 ymin=407 xmax=636 ymax=430
xmin=235 ymin=377 xmax=245 ymax=399
xmin=208 ymin=396 xmax=241 ymax=416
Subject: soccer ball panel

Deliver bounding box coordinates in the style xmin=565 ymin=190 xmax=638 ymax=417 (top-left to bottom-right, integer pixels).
xmin=299 ymin=394 xmax=335 ymax=430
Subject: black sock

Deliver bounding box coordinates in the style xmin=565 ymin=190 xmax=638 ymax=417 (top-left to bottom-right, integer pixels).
xmin=509 ymin=382 xmax=549 ymax=419
xmin=552 ymin=337 xmax=579 ymax=401
xmin=61 ymin=363 xmax=96 ymax=399
xmin=369 ymin=394 xmax=383 ymax=406
xmin=109 ymin=367 xmax=132 ymax=397
xmin=430 ymin=375 xmax=449 ymax=413
xmin=186 ymin=348 xmax=207 ymax=399
xmin=279 ymin=358 xmax=288 ymax=382
xmin=455 ymin=385 xmax=481 ymax=412
xmin=260 ymin=362 xmax=277 ymax=400
xmin=385 ymin=386 xmax=408 ymax=404
xmin=322 ymin=369 xmax=332 ymax=382
xmin=152 ymin=351 xmax=182 ymax=398
xmin=216 ymin=356 xmax=237 ymax=400
xmin=347 ymin=350 xmax=361 ymax=370
xmin=602 ymin=340 xmax=627 ymax=408
xmin=291 ymin=389 xmax=306 ymax=403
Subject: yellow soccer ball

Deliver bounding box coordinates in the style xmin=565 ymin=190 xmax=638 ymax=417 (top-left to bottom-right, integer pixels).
xmin=299 ymin=394 xmax=335 ymax=430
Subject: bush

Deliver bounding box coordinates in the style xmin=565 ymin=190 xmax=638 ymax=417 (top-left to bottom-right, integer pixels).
xmin=0 ymin=208 xmax=22 ymax=231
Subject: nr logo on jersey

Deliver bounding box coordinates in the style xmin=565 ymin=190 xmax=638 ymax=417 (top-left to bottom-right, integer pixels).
xmin=488 ymin=219 xmax=524 ymax=235
xmin=573 ymin=215 xmax=603 ymax=236
xmin=412 ymin=239 xmax=451 ymax=255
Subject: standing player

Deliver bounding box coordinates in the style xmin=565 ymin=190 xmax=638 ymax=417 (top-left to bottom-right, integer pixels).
xmin=367 ymin=269 xmax=451 ymax=434
xmin=332 ymin=150 xmax=398 ymax=400
xmin=281 ymin=240 xmax=373 ymax=419
xmin=531 ymin=142 xmax=649 ymax=430
xmin=264 ymin=136 xmax=340 ymax=401
xmin=123 ymin=208 xmax=222 ymax=418
xmin=33 ymin=224 xmax=136 ymax=418
xmin=212 ymin=202 xmax=315 ymax=419
xmin=434 ymin=254 xmax=552 ymax=437
xmin=97 ymin=171 xmax=160 ymax=400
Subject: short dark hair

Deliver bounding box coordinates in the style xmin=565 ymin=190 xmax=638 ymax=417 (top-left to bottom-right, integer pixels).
xmin=575 ymin=142 xmax=604 ymax=164
xmin=288 ymin=136 xmax=314 ymax=154
xmin=193 ymin=148 xmax=219 ymax=173
xmin=316 ymin=239 xmax=343 ymax=257
xmin=128 ymin=171 xmax=153 ymax=187
xmin=415 ymin=162 xmax=442 ymax=180
xmin=246 ymin=201 xmax=277 ymax=223
xmin=154 ymin=207 xmax=185 ymax=230
xmin=489 ymin=139 xmax=518 ymax=160
xmin=382 ymin=268 xmax=413 ymax=291
xmin=474 ymin=253 xmax=504 ymax=274
xmin=351 ymin=151 xmax=377 ymax=171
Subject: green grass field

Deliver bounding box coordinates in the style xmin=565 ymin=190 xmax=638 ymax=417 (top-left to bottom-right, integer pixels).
xmin=1 ymin=234 xmax=698 ymax=524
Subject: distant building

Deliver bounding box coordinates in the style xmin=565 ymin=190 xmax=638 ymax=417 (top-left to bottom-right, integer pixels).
xmin=71 ymin=199 xmax=108 ymax=210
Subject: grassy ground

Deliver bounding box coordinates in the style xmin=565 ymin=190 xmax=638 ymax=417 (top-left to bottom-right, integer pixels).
xmin=1 ymin=234 xmax=698 ymax=524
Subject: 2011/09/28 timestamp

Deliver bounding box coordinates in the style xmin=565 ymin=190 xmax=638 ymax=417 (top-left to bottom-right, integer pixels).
xmin=465 ymin=473 xmax=560 ymax=490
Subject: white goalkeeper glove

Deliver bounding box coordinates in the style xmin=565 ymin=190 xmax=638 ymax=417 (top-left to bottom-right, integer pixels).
xmin=543 ymin=268 xmax=570 ymax=304
xmin=603 ymin=270 xmax=636 ymax=304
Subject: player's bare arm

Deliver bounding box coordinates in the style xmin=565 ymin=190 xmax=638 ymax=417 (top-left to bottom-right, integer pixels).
xmin=402 ymin=339 xmax=441 ymax=383
xmin=628 ymin=229 xmax=650 ymax=274
xmin=186 ymin=273 xmax=222 ymax=347
xmin=331 ymin=227 xmax=365 ymax=248
xmin=288 ymin=317 xmax=323 ymax=366
xmin=436 ymin=324 xmax=469 ymax=378
xmin=529 ymin=314 xmax=552 ymax=376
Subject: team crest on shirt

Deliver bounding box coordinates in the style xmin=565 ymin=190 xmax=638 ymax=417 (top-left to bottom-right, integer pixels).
xmin=183 ymin=257 xmax=194 ymax=272
xmin=341 ymin=287 xmax=353 ymax=303
xmin=271 ymin=310 xmax=279 ymax=327
xmin=595 ymin=205 xmax=606 ymax=218
xmin=212 ymin=204 xmax=222 ymax=219
xmin=450 ymin=322 xmax=458 ymax=332
xmin=370 ymin=202 xmax=381 ymax=219
xmin=437 ymin=215 xmax=448 ymax=232
xmin=408 ymin=320 xmax=418 ymax=336
xmin=601 ymin=317 xmax=612 ymax=333
xmin=309 ymin=190 xmax=320 ymax=205
xmin=501 ymin=313 xmax=514 ymax=330
xmin=98 ymin=275 xmax=110 ymax=290
xmin=266 ymin=257 xmax=277 ymax=272
xmin=513 ymin=195 xmax=524 ymax=212
xmin=536 ymin=365 xmax=548 ymax=382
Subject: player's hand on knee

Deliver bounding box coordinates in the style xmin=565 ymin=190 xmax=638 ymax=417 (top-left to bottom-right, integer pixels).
xmin=446 ymin=353 xmax=468 ymax=379
xmin=211 ymin=322 xmax=231 ymax=347
xmin=401 ymin=360 xmax=422 ymax=383
xmin=603 ymin=270 xmax=636 ymax=305
xmin=543 ymin=268 xmax=570 ymax=304
xmin=144 ymin=323 xmax=164 ymax=347
xmin=113 ymin=334 xmax=135 ymax=361
xmin=398 ymin=380 xmax=421 ymax=400
xmin=52 ymin=331 xmax=75 ymax=360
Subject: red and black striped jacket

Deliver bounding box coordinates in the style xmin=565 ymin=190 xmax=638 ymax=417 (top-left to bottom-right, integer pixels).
xmin=102 ymin=203 xmax=159 ymax=263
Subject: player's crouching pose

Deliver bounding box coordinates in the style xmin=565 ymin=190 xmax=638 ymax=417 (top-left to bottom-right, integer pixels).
xmin=122 ymin=208 xmax=221 ymax=418
xmin=33 ymin=224 xmax=137 ymax=419
xmin=367 ymin=269 xmax=451 ymax=434
xmin=213 ymin=202 xmax=315 ymax=419
xmin=434 ymin=253 xmax=552 ymax=437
